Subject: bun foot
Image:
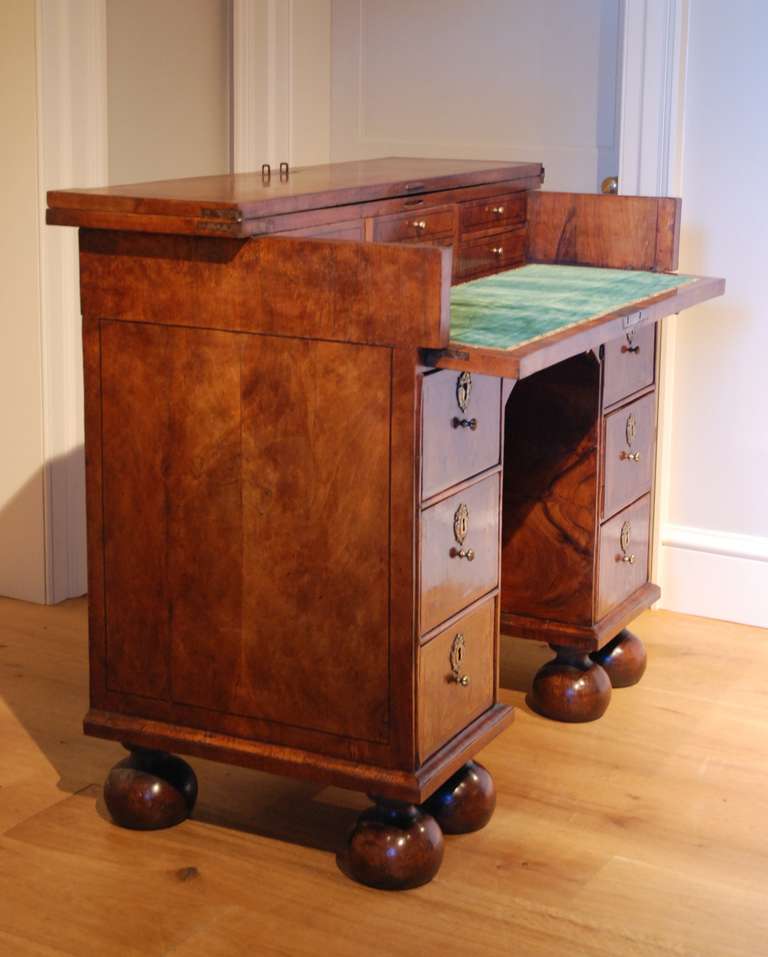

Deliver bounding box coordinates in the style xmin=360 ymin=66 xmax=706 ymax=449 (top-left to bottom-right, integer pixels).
xmin=104 ymin=748 xmax=198 ymax=830
xmin=528 ymin=646 xmax=611 ymax=722
xmin=338 ymin=799 xmax=444 ymax=890
xmin=591 ymin=628 xmax=647 ymax=688
xmin=423 ymin=761 xmax=496 ymax=834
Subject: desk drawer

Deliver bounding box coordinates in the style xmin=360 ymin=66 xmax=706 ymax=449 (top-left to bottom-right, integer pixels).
xmin=602 ymin=392 xmax=656 ymax=519
xmin=371 ymin=206 xmax=455 ymax=244
xmin=596 ymin=495 xmax=651 ymax=619
xmin=459 ymin=192 xmax=526 ymax=235
xmin=418 ymin=599 xmax=495 ymax=760
xmin=420 ymin=474 xmax=500 ymax=634
xmin=421 ymin=370 xmax=502 ymax=500
xmin=456 ymin=227 xmax=526 ymax=281
xmin=602 ymin=325 xmax=656 ymax=407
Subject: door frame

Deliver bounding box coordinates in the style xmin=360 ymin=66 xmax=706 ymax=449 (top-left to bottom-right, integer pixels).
xmin=617 ymin=0 xmax=690 ymax=592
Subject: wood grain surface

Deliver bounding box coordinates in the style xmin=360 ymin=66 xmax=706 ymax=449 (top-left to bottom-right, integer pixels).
xmin=1 ymin=596 xmax=765 ymax=956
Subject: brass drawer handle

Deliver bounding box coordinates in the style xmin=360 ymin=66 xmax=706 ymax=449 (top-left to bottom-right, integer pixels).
xmin=411 ymin=219 xmax=427 ymax=230
xmin=451 ymin=547 xmax=475 ymax=561
xmin=491 ymin=246 xmax=504 ymax=257
xmin=621 ymin=450 xmax=641 ymax=462
xmin=452 ymin=416 xmax=478 ymax=431
xmin=450 ymin=633 xmax=471 ymax=687
xmin=486 ymin=205 xmax=505 ymax=215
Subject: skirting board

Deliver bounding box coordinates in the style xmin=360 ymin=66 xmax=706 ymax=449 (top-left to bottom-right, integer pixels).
xmin=658 ymin=524 xmax=768 ymax=628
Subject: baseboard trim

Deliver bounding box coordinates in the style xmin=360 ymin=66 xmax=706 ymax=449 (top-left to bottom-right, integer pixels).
xmin=658 ymin=524 xmax=768 ymax=627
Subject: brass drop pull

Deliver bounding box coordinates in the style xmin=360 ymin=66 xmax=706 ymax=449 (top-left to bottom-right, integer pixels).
xmin=621 ymin=332 xmax=640 ymax=354
xmin=411 ymin=219 xmax=427 ymax=231
xmin=451 ymin=547 xmax=476 ymax=561
xmin=622 ymin=451 xmax=641 ymax=462
xmin=450 ymin=633 xmax=471 ymax=687
xmin=453 ymin=417 xmax=478 ymax=430
xmin=619 ymin=520 xmax=635 ymax=564
xmin=491 ymin=246 xmax=504 ymax=257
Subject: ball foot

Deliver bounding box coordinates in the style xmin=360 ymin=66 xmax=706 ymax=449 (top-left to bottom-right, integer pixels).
xmin=422 ymin=761 xmax=496 ymax=834
xmin=590 ymin=628 xmax=647 ymax=688
xmin=338 ymin=799 xmax=444 ymax=890
xmin=528 ymin=646 xmax=611 ymax=722
xmin=104 ymin=747 xmax=198 ymax=830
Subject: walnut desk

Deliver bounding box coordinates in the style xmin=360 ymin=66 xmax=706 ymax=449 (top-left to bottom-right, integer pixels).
xmin=47 ymin=158 xmax=723 ymax=889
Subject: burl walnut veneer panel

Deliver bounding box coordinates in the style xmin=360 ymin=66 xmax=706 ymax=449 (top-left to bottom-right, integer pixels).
xmin=527 ymin=192 xmax=681 ymax=272
xmin=99 ymin=320 xmax=391 ymax=743
xmin=501 ymin=353 xmax=601 ymax=626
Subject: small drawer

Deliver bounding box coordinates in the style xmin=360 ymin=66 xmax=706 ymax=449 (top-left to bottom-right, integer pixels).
xmin=456 ymin=227 xmax=526 ymax=281
xmin=602 ymin=325 xmax=656 ymax=408
xmin=420 ymin=474 xmax=500 ymax=634
xmin=459 ymin=192 xmax=526 ymax=235
xmin=371 ymin=206 xmax=456 ymax=244
xmin=421 ymin=370 xmax=502 ymax=500
xmin=596 ymin=494 xmax=651 ymax=619
xmin=418 ymin=599 xmax=495 ymax=760
xmin=602 ymin=392 xmax=656 ymax=519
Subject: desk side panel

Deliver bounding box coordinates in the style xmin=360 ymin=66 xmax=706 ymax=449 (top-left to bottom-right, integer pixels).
xmin=84 ymin=319 xmax=420 ymax=768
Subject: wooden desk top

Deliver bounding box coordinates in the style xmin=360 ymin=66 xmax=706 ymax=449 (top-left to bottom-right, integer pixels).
xmin=47 ymin=157 xmax=543 ymax=227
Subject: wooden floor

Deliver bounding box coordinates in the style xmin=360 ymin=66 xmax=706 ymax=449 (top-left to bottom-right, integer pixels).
xmin=0 ymin=598 xmax=766 ymax=957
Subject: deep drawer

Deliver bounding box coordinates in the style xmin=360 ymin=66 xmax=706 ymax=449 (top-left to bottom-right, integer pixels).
xmin=371 ymin=206 xmax=456 ymax=243
xmin=418 ymin=598 xmax=495 ymax=760
xmin=602 ymin=324 xmax=656 ymax=408
xmin=421 ymin=370 xmax=502 ymax=500
xmin=420 ymin=474 xmax=500 ymax=634
xmin=596 ymin=494 xmax=651 ymax=619
xmin=602 ymin=392 xmax=656 ymax=519
xmin=456 ymin=227 xmax=526 ymax=281
xmin=459 ymin=192 xmax=526 ymax=235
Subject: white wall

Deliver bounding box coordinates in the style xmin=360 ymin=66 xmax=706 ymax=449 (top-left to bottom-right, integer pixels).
xmin=0 ymin=1 xmax=47 ymax=603
xmin=658 ymin=1 xmax=768 ymax=626
xmin=330 ymin=0 xmax=621 ymax=191
xmin=107 ymin=0 xmax=230 ymax=183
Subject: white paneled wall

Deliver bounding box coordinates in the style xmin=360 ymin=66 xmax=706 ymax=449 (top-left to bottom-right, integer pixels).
xmin=331 ymin=0 xmax=621 ymax=191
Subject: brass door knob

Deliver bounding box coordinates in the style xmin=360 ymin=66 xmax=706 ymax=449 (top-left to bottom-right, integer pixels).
xmin=454 ymin=674 xmax=471 ymax=687
xmin=622 ymin=554 xmax=636 ymax=564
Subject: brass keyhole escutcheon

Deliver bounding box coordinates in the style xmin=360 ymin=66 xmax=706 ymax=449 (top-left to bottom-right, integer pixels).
xmin=456 ymin=371 xmax=472 ymax=413
xmin=619 ymin=521 xmax=636 ymax=564
xmin=453 ymin=502 xmax=469 ymax=545
xmin=450 ymin=633 xmax=470 ymax=687
xmin=626 ymin=413 xmax=637 ymax=447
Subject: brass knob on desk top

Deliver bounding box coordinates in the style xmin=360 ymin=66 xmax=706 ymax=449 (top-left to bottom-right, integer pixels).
xmin=451 ymin=547 xmax=476 ymax=561
xmin=411 ymin=219 xmax=427 ymax=230
xmin=621 ymin=450 xmax=641 ymax=462
xmin=491 ymin=246 xmax=503 ymax=257
xmin=453 ymin=416 xmax=478 ymax=430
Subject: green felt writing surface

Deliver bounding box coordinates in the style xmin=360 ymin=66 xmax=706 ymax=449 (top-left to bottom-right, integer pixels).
xmin=450 ymin=264 xmax=696 ymax=350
